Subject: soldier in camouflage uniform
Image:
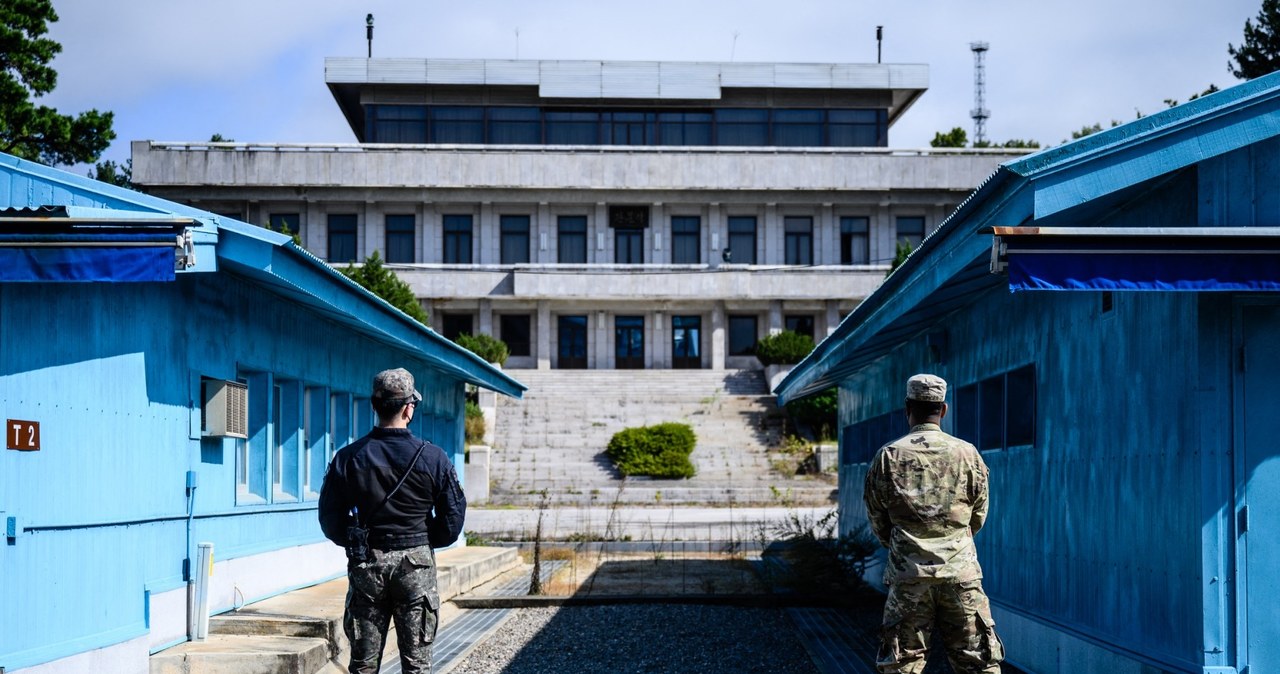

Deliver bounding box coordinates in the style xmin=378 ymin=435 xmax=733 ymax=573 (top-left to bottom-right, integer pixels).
xmin=864 ymin=374 xmax=1003 ymax=674
xmin=319 ymin=368 xmax=466 ymax=674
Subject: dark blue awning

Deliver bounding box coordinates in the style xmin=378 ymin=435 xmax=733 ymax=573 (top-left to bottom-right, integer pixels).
xmin=0 ymin=214 xmax=194 ymax=283
xmin=992 ymin=227 xmax=1280 ymax=292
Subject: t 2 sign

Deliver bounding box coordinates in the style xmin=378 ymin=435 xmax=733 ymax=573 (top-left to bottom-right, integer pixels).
xmin=7 ymin=419 xmax=39 ymax=451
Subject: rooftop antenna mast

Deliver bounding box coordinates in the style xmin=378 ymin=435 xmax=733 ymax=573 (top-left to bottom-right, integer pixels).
xmin=876 ymin=26 xmax=883 ymax=63
xmin=366 ymin=14 xmax=374 ymax=58
xmin=970 ymin=41 xmax=990 ymax=145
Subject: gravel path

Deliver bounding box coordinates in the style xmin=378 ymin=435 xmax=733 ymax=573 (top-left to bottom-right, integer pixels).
xmin=449 ymin=604 xmax=819 ymax=674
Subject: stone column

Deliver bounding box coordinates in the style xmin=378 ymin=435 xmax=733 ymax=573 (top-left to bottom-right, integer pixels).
xmin=875 ymin=201 xmax=893 ymax=267
xmin=537 ymin=202 xmax=551 ymax=263
xmin=711 ymin=301 xmax=726 ymax=370
xmin=764 ymin=203 xmax=780 ymax=264
xmin=478 ymin=299 xmax=493 ymax=336
xmin=825 ymin=300 xmax=841 ymax=337
xmin=708 ymin=203 xmax=722 ymax=268
xmin=654 ymin=310 xmax=667 ymax=369
xmin=536 ymin=301 xmax=551 ymax=370
xmin=479 ymin=203 xmax=495 ymax=264
xmin=363 ymin=200 xmax=379 ymax=261
xmin=305 ymin=200 xmax=324 ymax=257
xmin=650 ymin=202 xmax=665 ymax=264
xmin=594 ymin=309 xmax=610 ymax=369
xmin=819 ymin=204 xmax=836 ymax=265
xmin=420 ymin=202 xmax=435 ymax=264
xmin=768 ymin=300 xmax=784 ymax=336
xmin=594 ymin=202 xmax=608 ymax=264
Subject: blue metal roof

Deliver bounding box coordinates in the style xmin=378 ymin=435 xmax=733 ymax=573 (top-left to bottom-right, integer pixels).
xmin=0 ymin=152 xmax=525 ymax=399
xmin=776 ymin=71 xmax=1280 ymax=405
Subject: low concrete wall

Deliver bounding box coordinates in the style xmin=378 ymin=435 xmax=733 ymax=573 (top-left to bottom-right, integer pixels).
xmin=465 ymin=446 xmax=491 ymax=504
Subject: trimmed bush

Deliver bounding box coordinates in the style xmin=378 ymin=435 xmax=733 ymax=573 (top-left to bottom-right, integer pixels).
xmin=455 ymin=332 xmax=509 ymax=366
xmin=754 ymin=330 xmax=816 ymax=366
xmin=787 ymin=389 xmax=837 ymax=440
xmin=464 ymin=400 xmax=485 ymax=444
xmin=606 ymin=422 xmax=696 ymax=479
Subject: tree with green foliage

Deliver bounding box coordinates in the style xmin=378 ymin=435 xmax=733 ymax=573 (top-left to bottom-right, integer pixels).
xmin=0 ymin=0 xmax=115 ymax=165
xmin=89 ymin=158 xmax=131 ymax=188
xmin=930 ymin=127 xmax=968 ymax=148
xmin=1231 ymin=0 xmax=1280 ymax=79
xmin=755 ymin=330 xmax=816 ymax=366
xmin=455 ymin=333 xmax=509 ymax=365
xmin=888 ymin=239 xmax=914 ymax=276
xmin=209 ymin=133 xmax=234 ymax=143
xmin=342 ymin=251 xmax=430 ymax=326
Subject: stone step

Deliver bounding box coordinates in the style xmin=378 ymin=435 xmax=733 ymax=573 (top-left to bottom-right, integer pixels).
xmin=149 ymin=634 xmax=331 ymax=674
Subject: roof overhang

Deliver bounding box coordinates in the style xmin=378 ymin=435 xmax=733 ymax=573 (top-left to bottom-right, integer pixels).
xmin=0 ymin=207 xmax=198 ymax=282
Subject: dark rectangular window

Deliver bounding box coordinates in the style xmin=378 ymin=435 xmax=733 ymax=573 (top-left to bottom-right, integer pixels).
xmin=978 ymin=375 xmax=1005 ymax=451
xmin=488 ymin=107 xmax=541 ymax=144
xmin=430 ymin=106 xmax=484 ymax=144
xmin=603 ymin=111 xmax=655 ymax=145
xmin=500 ymin=314 xmax=532 ymax=357
xmin=366 ymin=105 xmax=427 ymax=143
xmin=658 ymin=111 xmax=712 ymax=145
xmin=327 ymin=213 xmax=357 ymax=262
xmin=442 ymin=214 xmax=473 ymax=264
xmin=546 ymin=110 xmax=599 ymax=144
xmin=671 ymin=216 xmax=700 ymax=264
xmin=955 ymin=384 xmax=978 ymax=443
xmin=840 ymin=216 xmax=870 ymax=265
xmin=784 ymin=315 xmax=815 ymax=340
xmin=784 ymin=216 xmax=813 ymax=265
xmin=728 ymin=315 xmax=758 ymax=356
xmin=384 ymin=214 xmax=415 ymax=263
xmin=269 ymin=213 xmax=300 ymax=238
xmin=1005 ymin=365 xmax=1037 ymax=447
xmin=715 ymin=109 xmax=769 ymax=146
xmin=615 ymin=315 xmax=645 ymax=368
xmin=442 ymin=314 xmax=473 ymax=341
xmin=500 ymin=215 xmax=531 ymax=264
xmin=773 ymin=109 xmax=824 ymax=147
xmin=828 ymin=109 xmax=886 ymax=147
xmin=727 ymin=216 xmax=757 ymax=264
xmin=616 ymin=229 xmax=643 ymax=264
xmin=896 ymin=216 xmax=927 ymax=249
xmin=557 ymin=215 xmax=587 ymax=264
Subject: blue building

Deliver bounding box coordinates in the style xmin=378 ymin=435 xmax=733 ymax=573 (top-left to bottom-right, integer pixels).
xmin=0 ymin=153 xmax=524 ymax=672
xmin=776 ymin=73 xmax=1280 ymax=673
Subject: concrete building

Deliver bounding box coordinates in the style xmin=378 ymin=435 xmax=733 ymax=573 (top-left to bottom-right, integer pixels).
xmin=0 ymin=153 xmax=523 ymax=672
xmin=777 ymin=73 xmax=1280 ymax=673
xmin=132 ymin=57 xmax=1026 ymax=372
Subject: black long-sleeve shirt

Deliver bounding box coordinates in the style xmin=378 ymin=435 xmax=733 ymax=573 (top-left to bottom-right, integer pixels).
xmin=318 ymin=427 xmax=466 ymax=550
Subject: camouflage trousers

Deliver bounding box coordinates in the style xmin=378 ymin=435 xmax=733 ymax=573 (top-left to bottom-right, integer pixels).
xmin=344 ymin=545 xmax=441 ymax=674
xmin=877 ymin=578 xmax=1003 ymax=674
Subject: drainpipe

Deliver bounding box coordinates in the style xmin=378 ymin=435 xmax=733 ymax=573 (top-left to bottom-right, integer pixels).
xmin=185 ymin=470 xmax=197 ymax=638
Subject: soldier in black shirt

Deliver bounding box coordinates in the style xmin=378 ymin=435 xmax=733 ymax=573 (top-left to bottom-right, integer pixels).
xmin=319 ymin=368 xmax=466 ymax=674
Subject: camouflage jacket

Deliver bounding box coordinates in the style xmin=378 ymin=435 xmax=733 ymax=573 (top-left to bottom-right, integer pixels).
xmin=863 ymin=422 xmax=989 ymax=585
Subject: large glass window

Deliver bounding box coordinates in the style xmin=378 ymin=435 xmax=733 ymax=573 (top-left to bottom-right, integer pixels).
xmin=728 ymin=315 xmax=758 ymax=356
xmin=442 ymin=214 xmax=473 ymax=264
xmin=615 ymin=315 xmax=645 ymax=369
xmin=978 ymin=375 xmax=1006 ymax=451
xmin=615 ymin=229 xmax=643 ymax=263
xmin=828 ymin=109 xmax=886 ymax=147
xmin=269 ymin=213 xmax=300 ymax=239
xmin=385 ymin=214 xmax=415 ymax=263
xmin=840 ymin=216 xmax=870 ymax=265
xmin=785 ymin=315 xmax=815 ymax=341
xmin=557 ymin=215 xmax=587 ymax=263
xmin=367 ymin=104 xmax=427 ymax=143
xmin=715 ymin=109 xmax=769 ymax=146
xmin=658 ymin=111 xmax=712 ymax=145
xmin=303 ymin=385 xmax=328 ymax=499
xmin=603 ymin=111 xmax=655 ymax=145
xmin=500 ymin=314 xmax=532 ymax=357
xmin=442 ymin=314 xmax=473 ymax=341
xmin=238 ymin=371 xmax=270 ymax=504
xmin=500 ymin=215 xmax=531 ymax=264
xmin=727 ymin=216 xmax=757 ymax=264
xmin=546 ymin=110 xmax=599 ymax=144
xmin=773 ymin=109 xmax=824 ymax=146
xmin=1005 ymin=365 xmax=1037 ymax=447
xmin=327 ymin=214 xmax=357 ymax=263
xmin=672 ymin=315 xmax=702 ymax=369
xmin=784 ymin=216 xmax=813 ymax=265
xmin=896 ymin=216 xmax=927 ymax=249
xmin=558 ymin=315 xmax=588 ymax=369
xmin=430 ymin=106 xmax=484 ymax=144
xmin=671 ymin=216 xmax=700 ymax=264
xmin=273 ymin=379 xmax=300 ymax=502
xmin=488 ymin=107 xmax=541 ymax=144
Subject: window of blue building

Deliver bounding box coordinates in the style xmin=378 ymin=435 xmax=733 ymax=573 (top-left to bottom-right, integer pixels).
xmin=303 ymin=385 xmax=328 ymax=500
xmin=546 ymin=110 xmax=599 ymax=144
xmin=784 ymin=216 xmax=813 ymax=265
xmin=430 ymin=106 xmax=485 ymax=144
xmin=671 ymin=216 xmax=700 ymax=263
xmin=955 ymin=365 xmax=1037 ymax=450
xmin=558 ymin=215 xmax=587 ymax=263
xmin=896 ymin=216 xmax=927 ymax=249
xmin=715 ymin=109 xmax=770 ymax=146
xmin=443 ymin=214 xmax=473 ymax=264
xmin=500 ymin=215 xmax=531 ymax=264
xmin=773 ymin=109 xmax=825 ymax=146
xmin=327 ymin=214 xmax=357 ymax=262
xmin=658 ymin=111 xmax=712 ymax=145
xmin=385 ymin=214 xmax=415 ymax=263
xmin=840 ymin=216 xmax=870 ymax=264
xmin=488 ymin=107 xmax=541 ymax=144
xmin=727 ymin=216 xmax=757 ymax=264
xmin=273 ymin=379 xmax=300 ymax=502
xmin=1005 ymin=364 xmax=1037 ymax=447
xmin=330 ymin=391 xmax=352 ymax=456
xmin=238 ymin=371 xmax=270 ymax=504
xmin=728 ymin=315 xmax=758 ymax=356
xmin=367 ymin=104 xmax=428 ymax=143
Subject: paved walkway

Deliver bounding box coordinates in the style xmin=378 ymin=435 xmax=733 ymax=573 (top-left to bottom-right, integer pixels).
xmin=466 ymin=505 xmax=833 ymax=543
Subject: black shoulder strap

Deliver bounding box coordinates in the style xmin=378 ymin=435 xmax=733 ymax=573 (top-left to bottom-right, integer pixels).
xmin=358 ymin=441 xmax=428 ymax=525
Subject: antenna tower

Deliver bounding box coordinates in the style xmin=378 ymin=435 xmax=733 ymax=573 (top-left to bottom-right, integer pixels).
xmin=970 ymin=41 xmax=990 ymax=145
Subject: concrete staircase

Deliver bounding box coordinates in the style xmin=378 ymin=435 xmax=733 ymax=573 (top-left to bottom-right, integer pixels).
xmin=490 ymin=369 xmax=835 ymax=506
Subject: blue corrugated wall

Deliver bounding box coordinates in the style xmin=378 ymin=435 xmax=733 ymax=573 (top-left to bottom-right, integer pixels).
xmin=0 ymin=270 xmax=465 ymax=669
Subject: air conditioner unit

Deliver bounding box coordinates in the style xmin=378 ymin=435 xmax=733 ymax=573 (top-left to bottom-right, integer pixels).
xmin=202 ymin=379 xmax=248 ymax=439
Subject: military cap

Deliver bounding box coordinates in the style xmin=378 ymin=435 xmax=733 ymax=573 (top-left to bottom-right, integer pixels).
xmin=906 ymin=373 xmax=947 ymax=402
xmin=372 ymin=368 xmax=423 ymax=407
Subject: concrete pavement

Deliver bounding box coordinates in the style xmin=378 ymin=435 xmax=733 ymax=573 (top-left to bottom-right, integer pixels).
xmin=464 ymin=505 xmax=836 ymax=543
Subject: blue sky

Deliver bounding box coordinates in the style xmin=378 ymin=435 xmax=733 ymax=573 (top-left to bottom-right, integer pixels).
xmin=40 ymin=0 xmax=1262 ymax=168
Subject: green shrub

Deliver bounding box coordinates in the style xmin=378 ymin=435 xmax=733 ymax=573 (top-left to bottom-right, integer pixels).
xmin=606 ymin=422 xmax=697 ymax=479
xmin=754 ymin=330 xmax=816 ymax=366
xmin=787 ymin=389 xmax=838 ymax=440
xmin=464 ymin=400 xmax=485 ymax=444
xmin=455 ymin=333 xmax=510 ymax=366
